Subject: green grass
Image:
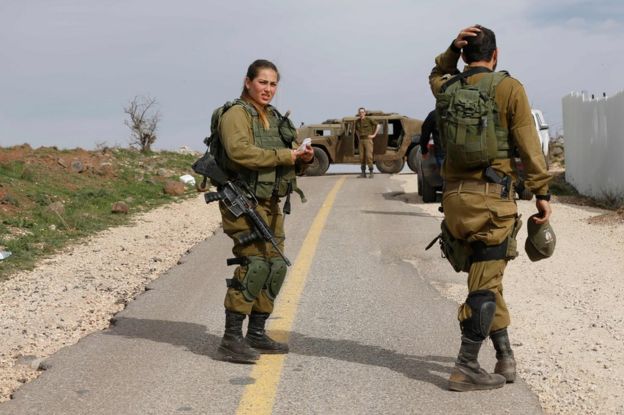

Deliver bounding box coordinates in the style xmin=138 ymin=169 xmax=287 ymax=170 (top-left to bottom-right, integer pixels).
xmin=0 ymin=147 xmax=202 ymax=280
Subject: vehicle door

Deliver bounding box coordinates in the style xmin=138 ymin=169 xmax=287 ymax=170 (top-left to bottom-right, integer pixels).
xmin=373 ymin=119 xmax=388 ymax=155
xmin=336 ymin=120 xmax=355 ymax=162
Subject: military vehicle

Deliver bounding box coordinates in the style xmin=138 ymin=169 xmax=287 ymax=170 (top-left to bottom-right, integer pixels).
xmin=297 ymin=111 xmax=423 ymax=176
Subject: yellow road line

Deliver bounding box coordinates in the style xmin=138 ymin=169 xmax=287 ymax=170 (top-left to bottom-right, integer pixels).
xmin=235 ymin=176 xmax=347 ymax=415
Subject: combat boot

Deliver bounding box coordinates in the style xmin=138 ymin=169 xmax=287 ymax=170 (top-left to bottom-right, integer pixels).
xmin=358 ymin=165 xmax=367 ymax=178
xmin=448 ymin=337 xmax=506 ymax=392
xmin=217 ymin=310 xmax=260 ymax=363
xmin=368 ymin=166 xmax=374 ymax=178
xmin=490 ymin=328 xmax=516 ymax=383
xmin=246 ymin=312 xmax=289 ymax=354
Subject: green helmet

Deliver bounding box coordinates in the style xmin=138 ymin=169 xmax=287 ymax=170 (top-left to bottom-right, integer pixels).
xmin=525 ymin=214 xmax=556 ymax=262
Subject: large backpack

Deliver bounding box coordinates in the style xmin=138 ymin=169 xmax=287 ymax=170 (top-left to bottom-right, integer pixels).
xmin=203 ymin=101 xmax=236 ymax=173
xmin=435 ymin=68 xmax=513 ymax=169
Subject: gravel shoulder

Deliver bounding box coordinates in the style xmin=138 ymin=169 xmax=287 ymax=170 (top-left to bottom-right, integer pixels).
xmin=1 ymin=178 xmax=623 ymax=414
xmin=0 ymin=194 xmax=221 ymax=402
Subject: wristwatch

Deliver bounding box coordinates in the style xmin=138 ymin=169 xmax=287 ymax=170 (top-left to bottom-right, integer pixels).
xmin=536 ymin=193 xmax=551 ymax=201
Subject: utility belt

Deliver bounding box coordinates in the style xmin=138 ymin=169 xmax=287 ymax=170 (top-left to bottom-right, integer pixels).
xmin=444 ymin=180 xmax=507 ymax=197
xmin=444 ymin=176 xmax=513 ymax=199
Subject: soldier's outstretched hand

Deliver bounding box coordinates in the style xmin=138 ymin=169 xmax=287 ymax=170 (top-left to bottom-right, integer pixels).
xmin=453 ymin=25 xmax=481 ymax=49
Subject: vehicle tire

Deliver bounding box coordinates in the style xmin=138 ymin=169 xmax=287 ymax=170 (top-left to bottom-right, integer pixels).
xmin=375 ymin=158 xmax=405 ymax=174
xmin=407 ymin=147 xmax=419 ymax=173
xmin=304 ymin=147 xmax=330 ymax=176
xmin=421 ymin=176 xmax=437 ymax=203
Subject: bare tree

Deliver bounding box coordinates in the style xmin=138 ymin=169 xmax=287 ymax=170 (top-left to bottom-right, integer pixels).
xmin=124 ymin=95 xmax=161 ymax=153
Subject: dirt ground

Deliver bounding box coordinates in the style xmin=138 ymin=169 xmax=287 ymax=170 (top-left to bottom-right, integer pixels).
xmin=0 ymin=174 xmax=623 ymax=414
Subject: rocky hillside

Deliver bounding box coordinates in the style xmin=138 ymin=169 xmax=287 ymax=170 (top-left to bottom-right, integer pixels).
xmin=0 ymin=145 xmax=202 ymax=279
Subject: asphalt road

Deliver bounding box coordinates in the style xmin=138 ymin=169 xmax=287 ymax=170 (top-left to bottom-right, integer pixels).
xmin=0 ymin=171 xmax=543 ymax=415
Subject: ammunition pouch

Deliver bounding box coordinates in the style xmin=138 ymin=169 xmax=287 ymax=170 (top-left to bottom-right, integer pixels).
xmin=426 ymin=221 xmax=472 ymax=273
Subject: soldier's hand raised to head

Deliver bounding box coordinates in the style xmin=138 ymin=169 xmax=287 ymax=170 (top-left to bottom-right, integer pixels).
xmin=453 ymin=25 xmax=481 ymax=49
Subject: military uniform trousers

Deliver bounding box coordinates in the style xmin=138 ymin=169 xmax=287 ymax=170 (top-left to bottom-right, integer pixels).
xmin=358 ymin=138 xmax=374 ymax=168
xmin=220 ymin=198 xmax=285 ymax=315
xmin=442 ymin=181 xmax=518 ymax=332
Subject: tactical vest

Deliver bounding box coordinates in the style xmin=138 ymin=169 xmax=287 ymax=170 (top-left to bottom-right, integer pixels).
xmin=209 ymin=99 xmax=299 ymax=201
xmin=435 ymin=69 xmax=513 ymax=170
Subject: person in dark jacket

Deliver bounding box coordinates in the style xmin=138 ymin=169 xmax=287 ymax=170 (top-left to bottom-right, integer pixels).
xmin=419 ymin=110 xmax=444 ymax=167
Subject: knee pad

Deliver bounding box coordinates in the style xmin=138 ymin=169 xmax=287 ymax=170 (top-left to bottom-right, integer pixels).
xmin=265 ymin=258 xmax=288 ymax=300
xmin=238 ymin=257 xmax=270 ymax=302
xmin=460 ymin=290 xmax=496 ymax=342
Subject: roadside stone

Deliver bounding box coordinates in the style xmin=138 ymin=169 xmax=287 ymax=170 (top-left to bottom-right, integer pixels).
xmin=163 ymin=181 xmax=185 ymax=196
xmin=156 ymin=168 xmax=168 ymax=177
xmin=57 ymin=158 xmax=67 ymax=168
xmin=70 ymin=160 xmax=85 ymax=173
xmin=111 ymin=201 xmax=129 ymax=214
xmin=95 ymin=162 xmax=114 ymax=177
xmin=15 ymin=355 xmax=46 ymax=370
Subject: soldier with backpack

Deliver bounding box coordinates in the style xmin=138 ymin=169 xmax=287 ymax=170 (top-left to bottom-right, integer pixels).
xmin=211 ymin=59 xmax=313 ymax=363
xmin=429 ymin=25 xmax=552 ymax=391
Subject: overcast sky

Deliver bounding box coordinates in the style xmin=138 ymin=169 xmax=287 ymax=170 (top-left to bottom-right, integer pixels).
xmin=1 ymin=0 xmax=623 ymax=151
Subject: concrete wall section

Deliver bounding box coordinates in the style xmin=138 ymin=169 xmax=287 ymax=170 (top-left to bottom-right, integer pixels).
xmin=562 ymin=91 xmax=624 ymax=200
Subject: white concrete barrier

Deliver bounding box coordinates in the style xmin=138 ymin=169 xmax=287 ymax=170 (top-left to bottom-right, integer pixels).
xmin=562 ymin=91 xmax=624 ymax=200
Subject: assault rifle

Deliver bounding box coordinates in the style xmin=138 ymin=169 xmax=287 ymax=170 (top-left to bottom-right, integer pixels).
xmin=192 ymin=153 xmax=291 ymax=266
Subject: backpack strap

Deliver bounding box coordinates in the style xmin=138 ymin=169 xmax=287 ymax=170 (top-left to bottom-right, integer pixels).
xmin=440 ymin=66 xmax=493 ymax=93
xmin=474 ymin=71 xmax=514 ymax=159
xmin=476 ymin=71 xmax=509 ymax=98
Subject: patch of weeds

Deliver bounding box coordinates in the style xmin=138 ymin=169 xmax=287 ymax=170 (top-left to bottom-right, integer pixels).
xmin=549 ymin=172 xmax=578 ymax=196
xmin=1 ymin=193 xmax=20 ymax=207
xmin=596 ymin=191 xmax=624 ymax=211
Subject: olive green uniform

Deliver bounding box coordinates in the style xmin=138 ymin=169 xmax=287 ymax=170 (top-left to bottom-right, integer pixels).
xmin=430 ymin=46 xmax=551 ymax=332
xmin=355 ymin=117 xmax=377 ymax=168
xmin=218 ymin=103 xmax=296 ymax=315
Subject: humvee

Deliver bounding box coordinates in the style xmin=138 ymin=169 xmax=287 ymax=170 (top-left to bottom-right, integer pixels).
xmin=297 ymin=111 xmax=423 ymax=176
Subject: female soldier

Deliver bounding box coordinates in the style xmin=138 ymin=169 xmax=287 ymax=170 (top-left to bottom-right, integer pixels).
xmin=216 ymin=59 xmax=313 ymax=363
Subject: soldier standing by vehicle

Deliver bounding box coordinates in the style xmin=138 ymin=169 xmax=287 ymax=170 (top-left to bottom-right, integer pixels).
xmin=429 ymin=25 xmax=552 ymax=391
xmin=355 ymin=107 xmax=380 ymax=178
xmin=215 ymin=59 xmax=313 ymax=363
